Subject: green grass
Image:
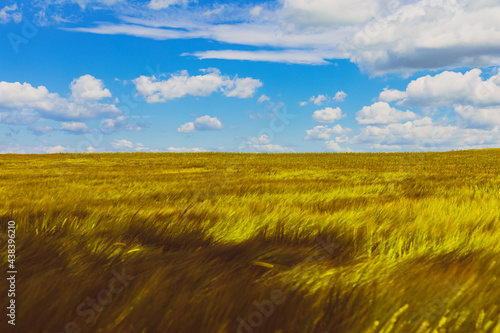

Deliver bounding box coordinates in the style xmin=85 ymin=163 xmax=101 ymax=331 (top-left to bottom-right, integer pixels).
xmin=1 ymin=150 xmax=500 ymax=332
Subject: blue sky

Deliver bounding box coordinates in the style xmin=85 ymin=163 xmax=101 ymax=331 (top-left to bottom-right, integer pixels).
xmin=1 ymin=0 xmax=500 ymax=153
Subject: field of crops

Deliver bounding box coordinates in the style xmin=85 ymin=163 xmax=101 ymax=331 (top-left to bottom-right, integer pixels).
xmin=1 ymin=150 xmax=500 ymax=333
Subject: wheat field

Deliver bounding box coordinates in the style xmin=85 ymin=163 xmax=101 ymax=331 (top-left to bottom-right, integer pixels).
xmin=1 ymin=150 xmax=500 ymax=333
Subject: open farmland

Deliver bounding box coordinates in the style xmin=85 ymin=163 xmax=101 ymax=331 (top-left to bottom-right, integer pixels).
xmin=1 ymin=150 xmax=500 ymax=333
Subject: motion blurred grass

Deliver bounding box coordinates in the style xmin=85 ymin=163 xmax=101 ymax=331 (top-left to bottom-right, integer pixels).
xmin=1 ymin=150 xmax=500 ymax=332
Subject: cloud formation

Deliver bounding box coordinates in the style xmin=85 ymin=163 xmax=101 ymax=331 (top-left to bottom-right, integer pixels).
xmin=356 ymin=102 xmax=418 ymax=125
xmin=304 ymin=125 xmax=349 ymax=140
xmin=312 ymin=107 xmax=343 ymax=123
xmin=133 ymin=69 xmax=262 ymax=103
xmin=60 ymin=121 xmax=92 ymax=134
xmin=0 ymin=76 xmax=121 ymax=121
xmin=177 ymin=115 xmax=223 ymax=133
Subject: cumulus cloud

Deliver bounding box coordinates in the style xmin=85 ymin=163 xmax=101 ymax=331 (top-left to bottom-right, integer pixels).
xmin=394 ymin=69 xmax=500 ymax=107
xmin=111 ymin=139 xmax=150 ymax=151
xmin=258 ymin=95 xmax=270 ymax=103
xmin=356 ymin=102 xmax=418 ymax=125
xmin=177 ymin=115 xmax=223 ymax=133
xmin=379 ymin=88 xmax=407 ymax=103
xmin=301 ymin=91 xmax=347 ymax=106
xmin=100 ymin=116 xmax=150 ymax=133
xmin=250 ymin=6 xmax=263 ymax=17
xmin=332 ymin=91 xmax=347 ymax=102
xmin=0 ymin=82 xmax=58 ymax=111
xmin=45 ymin=145 xmax=68 ymax=153
xmin=350 ymin=0 xmax=500 ymax=74
xmin=311 ymin=95 xmax=328 ymax=106
xmin=454 ymin=105 xmax=500 ymax=130
xmin=352 ymin=117 xmax=500 ymax=151
xmin=70 ymin=75 xmax=112 ymax=101
xmin=133 ymin=69 xmax=262 ymax=103
xmin=0 ymin=143 xmax=70 ymax=154
xmin=250 ymin=134 xmax=271 ymax=144
xmin=177 ymin=122 xmax=196 ymax=133
xmin=325 ymin=140 xmax=352 ymax=152
xmin=0 ymin=4 xmax=22 ymax=24
xmin=312 ymin=107 xmax=343 ymax=123
xmin=66 ymin=0 xmax=500 ymax=74
xmin=60 ymin=122 xmax=92 ymax=134
xmin=167 ymin=147 xmax=208 ymax=152
xmin=304 ymin=124 xmax=349 ymax=140
xmin=0 ymin=76 xmax=121 ymax=121
xmin=0 ymin=111 xmax=39 ymax=125
xmin=240 ymin=134 xmax=294 ymax=152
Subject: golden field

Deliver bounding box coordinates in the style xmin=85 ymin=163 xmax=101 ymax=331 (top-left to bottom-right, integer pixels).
xmin=1 ymin=150 xmax=500 ymax=333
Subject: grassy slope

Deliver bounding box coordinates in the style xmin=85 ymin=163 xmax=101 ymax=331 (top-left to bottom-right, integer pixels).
xmin=1 ymin=151 xmax=500 ymax=332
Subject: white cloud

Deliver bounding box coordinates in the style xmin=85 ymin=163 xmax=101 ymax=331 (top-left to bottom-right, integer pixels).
xmin=225 ymin=77 xmax=263 ymax=98
xmin=100 ymin=116 xmax=150 ymax=133
xmin=133 ymin=69 xmax=262 ymax=103
xmin=312 ymin=107 xmax=343 ymax=123
xmin=281 ymin=0 xmax=379 ymax=27
xmin=379 ymin=88 xmax=407 ymax=103
xmin=397 ymin=69 xmax=500 ymax=107
xmin=0 ymin=144 xmax=70 ymax=154
xmin=250 ymin=134 xmax=271 ymax=144
xmin=111 ymin=139 xmax=134 ymax=149
xmin=71 ymin=0 xmax=124 ymax=10
xmin=29 ymin=125 xmax=55 ymax=135
xmin=301 ymin=91 xmax=347 ymax=106
xmin=333 ymin=91 xmax=347 ymax=102
xmin=148 ymin=0 xmax=192 ymax=10
xmin=177 ymin=122 xmax=196 ymax=133
xmin=111 ymin=139 xmax=150 ymax=151
xmin=0 ymin=111 xmax=39 ymax=125
xmin=45 ymin=145 xmax=68 ymax=154
xmin=167 ymin=147 xmax=208 ymax=152
xmin=350 ymin=0 xmax=500 ymax=74
xmin=258 ymin=95 xmax=270 ymax=103
xmin=60 ymin=122 xmax=92 ymax=134
xmin=353 ymin=117 xmax=500 ymax=150
xmin=454 ymin=105 xmax=500 ymax=130
xmin=194 ymin=115 xmax=223 ymax=130
xmin=304 ymin=124 xmax=349 ymax=140
xmin=325 ymin=141 xmax=352 ymax=152
xmin=356 ymin=102 xmax=418 ymax=125
xmin=66 ymin=1 xmax=500 ymax=74
xmin=0 ymin=76 xmax=121 ymax=121
xmin=242 ymin=143 xmax=295 ymax=153
xmin=240 ymin=135 xmax=294 ymax=152
xmin=0 ymin=81 xmax=58 ymax=111
xmin=250 ymin=6 xmax=263 ymax=17
xmin=70 ymin=75 xmax=112 ymax=101
xmin=0 ymin=4 xmax=22 ymax=24
xmin=187 ymin=50 xmax=331 ymax=65
xmin=177 ymin=115 xmax=223 ymax=133
xmin=311 ymin=95 xmax=327 ymax=106
xmin=40 ymin=101 xmax=121 ymax=121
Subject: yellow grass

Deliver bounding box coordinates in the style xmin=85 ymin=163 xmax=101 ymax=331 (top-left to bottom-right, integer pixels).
xmin=1 ymin=150 xmax=500 ymax=332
